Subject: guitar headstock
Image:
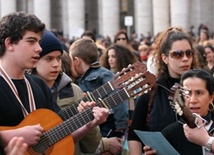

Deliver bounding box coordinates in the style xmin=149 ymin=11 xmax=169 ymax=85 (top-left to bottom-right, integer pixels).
xmin=168 ymin=83 xmax=196 ymax=128
xmin=110 ymin=61 xmax=147 ymax=89
xmin=123 ymin=71 xmax=156 ymax=98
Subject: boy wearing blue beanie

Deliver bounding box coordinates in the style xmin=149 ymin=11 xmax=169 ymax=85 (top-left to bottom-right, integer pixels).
xmin=39 ymin=30 xmax=63 ymax=58
xmin=32 ymin=30 xmax=102 ymax=155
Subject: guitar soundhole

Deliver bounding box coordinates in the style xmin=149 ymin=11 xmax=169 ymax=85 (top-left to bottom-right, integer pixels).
xmin=28 ymin=135 xmax=53 ymax=154
xmin=32 ymin=142 xmax=49 ymax=154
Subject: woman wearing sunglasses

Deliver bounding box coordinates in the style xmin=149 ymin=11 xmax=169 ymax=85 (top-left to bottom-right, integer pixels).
xmin=144 ymin=69 xmax=214 ymax=155
xmin=113 ymin=29 xmax=141 ymax=61
xmin=128 ymin=27 xmax=199 ymax=155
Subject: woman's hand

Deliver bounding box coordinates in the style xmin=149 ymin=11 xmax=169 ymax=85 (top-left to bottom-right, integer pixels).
xmin=183 ymin=123 xmax=210 ymax=146
xmin=143 ymin=145 xmax=156 ymax=155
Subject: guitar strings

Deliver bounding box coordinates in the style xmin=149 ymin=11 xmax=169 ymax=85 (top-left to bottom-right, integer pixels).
xmin=32 ymin=91 xmax=148 ymax=153
xmin=61 ymin=61 xmax=145 ymax=118
xmin=29 ymin=90 xmax=128 ymax=153
xmin=29 ymin=72 xmax=150 ymax=153
xmin=62 ymin=82 xmax=113 ymax=119
xmin=45 ymin=74 xmax=150 ymax=145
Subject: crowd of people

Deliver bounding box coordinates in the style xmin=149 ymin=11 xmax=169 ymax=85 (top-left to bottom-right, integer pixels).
xmin=1 ymin=11 xmax=214 ymax=155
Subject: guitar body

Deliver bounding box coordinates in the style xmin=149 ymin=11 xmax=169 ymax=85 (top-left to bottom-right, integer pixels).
xmin=0 ymin=109 xmax=74 ymax=155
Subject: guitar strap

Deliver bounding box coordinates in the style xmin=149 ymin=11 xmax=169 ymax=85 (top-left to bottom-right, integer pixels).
xmin=0 ymin=65 xmax=36 ymax=117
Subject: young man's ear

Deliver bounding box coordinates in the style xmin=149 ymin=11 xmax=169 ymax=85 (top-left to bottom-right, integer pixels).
xmin=73 ymin=56 xmax=81 ymax=65
xmin=4 ymin=37 xmax=14 ymax=51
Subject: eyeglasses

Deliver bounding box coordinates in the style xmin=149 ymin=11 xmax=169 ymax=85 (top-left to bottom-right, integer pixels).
xmin=169 ymin=49 xmax=194 ymax=59
xmin=116 ymin=38 xmax=126 ymax=41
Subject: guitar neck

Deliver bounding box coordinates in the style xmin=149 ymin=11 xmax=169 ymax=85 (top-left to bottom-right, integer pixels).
xmin=62 ymin=81 xmax=114 ymax=119
xmin=39 ymin=88 xmax=129 ymax=146
xmin=182 ymin=106 xmax=197 ymax=128
xmin=61 ymin=61 xmax=148 ymax=119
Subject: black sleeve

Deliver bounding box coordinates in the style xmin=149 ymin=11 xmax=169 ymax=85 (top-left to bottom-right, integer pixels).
xmin=128 ymin=92 xmax=150 ymax=142
xmin=162 ymin=122 xmax=180 ymax=148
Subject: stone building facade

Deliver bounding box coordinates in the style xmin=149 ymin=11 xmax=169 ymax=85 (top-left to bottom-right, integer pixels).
xmin=0 ymin=0 xmax=213 ymax=40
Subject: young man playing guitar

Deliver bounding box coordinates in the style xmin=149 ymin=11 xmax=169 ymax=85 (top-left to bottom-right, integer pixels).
xmin=0 ymin=12 xmax=109 ymax=155
xmin=30 ymin=30 xmax=101 ymax=155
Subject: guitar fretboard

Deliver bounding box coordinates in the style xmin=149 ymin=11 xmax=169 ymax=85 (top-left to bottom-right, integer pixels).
xmin=61 ymin=61 xmax=147 ymax=120
xmin=34 ymin=88 xmax=129 ymax=148
xmin=62 ymin=81 xmax=114 ymax=119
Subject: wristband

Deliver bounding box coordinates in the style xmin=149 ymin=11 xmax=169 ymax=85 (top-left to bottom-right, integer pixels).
xmin=205 ymin=137 xmax=214 ymax=152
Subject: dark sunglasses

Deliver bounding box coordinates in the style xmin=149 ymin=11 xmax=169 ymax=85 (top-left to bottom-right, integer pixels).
xmin=169 ymin=49 xmax=194 ymax=59
xmin=117 ymin=37 xmax=126 ymax=41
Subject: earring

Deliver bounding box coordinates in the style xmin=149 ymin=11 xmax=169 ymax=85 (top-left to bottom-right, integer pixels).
xmin=208 ymin=102 xmax=214 ymax=111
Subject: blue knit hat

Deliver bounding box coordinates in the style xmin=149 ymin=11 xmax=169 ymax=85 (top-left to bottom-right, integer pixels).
xmin=39 ymin=30 xmax=63 ymax=58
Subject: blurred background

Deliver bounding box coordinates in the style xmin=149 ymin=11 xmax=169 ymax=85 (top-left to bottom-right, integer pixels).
xmin=0 ymin=0 xmax=213 ymax=42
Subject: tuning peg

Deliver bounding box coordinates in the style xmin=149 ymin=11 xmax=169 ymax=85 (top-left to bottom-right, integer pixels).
xmin=122 ymin=68 xmax=126 ymax=72
xmin=174 ymin=103 xmax=183 ymax=116
xmin=174 ymin=104 xmax=180 ymax=109
xmin=130 ymin=77 xmax=135 ymax=81
xmin=178 ymin=110 xmax=183 ymax=116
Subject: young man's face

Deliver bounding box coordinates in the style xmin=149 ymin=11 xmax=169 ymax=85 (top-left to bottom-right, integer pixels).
xmin=35 ymin=51 xmax=62 ymax=86
xmin=12 ymin=31 xmax=42 ymax=69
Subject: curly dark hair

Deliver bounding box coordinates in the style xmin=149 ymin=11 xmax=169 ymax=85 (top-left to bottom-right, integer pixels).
xmin=100 ymin=43 xmax=138 ymax=72
xmin=0 ymin=12 xmax=45 ymax=57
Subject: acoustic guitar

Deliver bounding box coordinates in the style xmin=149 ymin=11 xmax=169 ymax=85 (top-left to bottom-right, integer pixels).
xmin=0 ymin=71 xmax=156 ymax=155
xmin=61 ymin=61 xmax=147 ymax=119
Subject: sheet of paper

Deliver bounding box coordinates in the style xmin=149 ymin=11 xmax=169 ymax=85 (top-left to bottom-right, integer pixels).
xmin=134 ymin=130 xmax=180 ymax=155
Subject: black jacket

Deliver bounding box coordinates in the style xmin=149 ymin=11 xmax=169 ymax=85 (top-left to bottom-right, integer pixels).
xmin=0 ymin=74 xmax=60 ymax=155
xmin=128 ymin=73 xmax=180 ymax=142
xmin=162 ymin=115 xmax=214 ymax=155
